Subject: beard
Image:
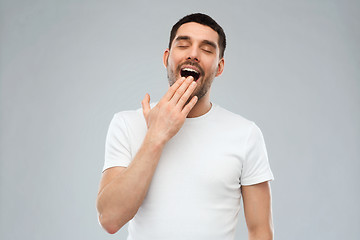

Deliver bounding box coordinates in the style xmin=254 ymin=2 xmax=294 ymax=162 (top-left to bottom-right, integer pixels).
xmin=167 ymin=61 xmax=217 ymax=101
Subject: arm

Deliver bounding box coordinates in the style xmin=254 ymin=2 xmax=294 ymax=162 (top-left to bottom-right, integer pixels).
xmin=96 ymin=76 xmax=197 ymax=234
xmin=241 ymin=181 xmax=274 ymax=240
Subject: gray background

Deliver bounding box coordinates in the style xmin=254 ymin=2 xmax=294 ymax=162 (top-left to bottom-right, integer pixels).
xmin=1 ymin=0 xmax=359 ymax=239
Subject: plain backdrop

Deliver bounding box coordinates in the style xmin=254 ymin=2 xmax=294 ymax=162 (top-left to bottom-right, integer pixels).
xmin=1 ymin=0 xmax=359 ymax=239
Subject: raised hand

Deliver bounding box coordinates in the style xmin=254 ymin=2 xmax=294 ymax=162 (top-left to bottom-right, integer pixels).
xmin=141 ymin=76 xmax=198 ymax=145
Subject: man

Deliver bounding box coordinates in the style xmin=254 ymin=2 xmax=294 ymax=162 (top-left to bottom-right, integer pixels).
xmin=96 ymin=13 xmax=274 ymax=240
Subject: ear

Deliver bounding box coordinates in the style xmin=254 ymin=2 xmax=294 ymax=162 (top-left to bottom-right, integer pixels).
xmin=215 ymin=58 xmax=225 ymax=77
xmin=163 ymin=49 xmax=170 ymax=68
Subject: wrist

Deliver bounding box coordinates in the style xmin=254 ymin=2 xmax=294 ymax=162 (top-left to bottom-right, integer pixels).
xmin=144 ymin=130 xmax=167 ymax=150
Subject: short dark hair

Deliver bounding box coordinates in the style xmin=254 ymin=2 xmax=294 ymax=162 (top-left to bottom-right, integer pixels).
xmin=168 ymin=13 xmax=226 ymax=58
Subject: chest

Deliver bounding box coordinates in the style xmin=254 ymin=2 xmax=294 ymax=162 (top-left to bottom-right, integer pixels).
xmin=145 ymin=124 xmax=246 ymax=204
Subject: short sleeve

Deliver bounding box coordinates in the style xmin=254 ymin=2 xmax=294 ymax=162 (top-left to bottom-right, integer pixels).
xmin=103 ymin=113 xmax=132 ymax=172
xmin=240 ymin=123 xmax=274 ymax=186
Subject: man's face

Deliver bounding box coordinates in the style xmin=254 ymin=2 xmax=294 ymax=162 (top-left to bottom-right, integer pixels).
xmin=163 ymin=22 xmax=224 ymax=101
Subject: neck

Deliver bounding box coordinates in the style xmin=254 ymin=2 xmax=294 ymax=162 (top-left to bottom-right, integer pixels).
xmin=187 ymin=93 xmax=212 ymax=118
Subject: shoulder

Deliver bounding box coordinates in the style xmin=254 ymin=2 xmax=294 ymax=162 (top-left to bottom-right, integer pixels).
xmin=113 ymin=102 xmax=156 ymax=124
xmin=110 ymin=106 xmax=147 ymax=134
xmin=113 ymin=107 xmax=143 ymax=123
xmin=213 ymin=104 xmax=256 ymax=130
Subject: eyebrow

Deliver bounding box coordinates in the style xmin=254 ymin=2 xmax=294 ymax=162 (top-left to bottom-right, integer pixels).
xmin=175 ymin=36 xmax=191 ymax=42
xmin=175 ymin=36 xmax=217 ymax=49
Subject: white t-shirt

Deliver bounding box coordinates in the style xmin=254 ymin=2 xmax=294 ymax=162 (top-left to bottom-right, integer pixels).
xmin=103 ymin=103 xmax=274 ymax=240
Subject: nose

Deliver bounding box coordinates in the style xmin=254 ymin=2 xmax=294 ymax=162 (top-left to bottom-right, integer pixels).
xmin=187 ymin=46 xmax=200 ymax=62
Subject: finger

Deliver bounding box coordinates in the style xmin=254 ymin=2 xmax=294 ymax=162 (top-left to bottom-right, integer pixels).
xmin=176 ymin=79 xmax=197 ymax=108
xmin=170 ymin=76 xmax=194 ymax=105
xmin=141 ymin=93 xmax=151 ymax=118
xmin=162 ymin=77 xmax=186 ymax=101
xmin=182 ymin=96 xmax=198 ymax=116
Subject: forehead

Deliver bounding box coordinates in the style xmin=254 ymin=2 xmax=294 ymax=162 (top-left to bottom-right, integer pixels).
xmin=174 ymin=22 xmax=219 ymax=45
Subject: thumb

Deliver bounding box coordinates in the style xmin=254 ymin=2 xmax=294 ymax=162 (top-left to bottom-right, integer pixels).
xmin=141 ymin=93 xmax=151 ymax=118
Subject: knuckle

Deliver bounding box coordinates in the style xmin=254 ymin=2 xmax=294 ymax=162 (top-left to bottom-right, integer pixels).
xmin=173 ymin=92 xmax=182 ymax=99
xmin=176 ymin=86 xmax=186 ymax=94
xmin=170 ymin=83 xmax=179 ymax=90
xmin=180 ymin=94 xmax=188 ymax=102
xmin=173 ymin=91 xmax=180 ymax=97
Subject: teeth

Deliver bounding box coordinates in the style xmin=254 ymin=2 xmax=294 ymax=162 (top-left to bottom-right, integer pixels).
xmin=182 ymin=68 xmax=199 ymax=74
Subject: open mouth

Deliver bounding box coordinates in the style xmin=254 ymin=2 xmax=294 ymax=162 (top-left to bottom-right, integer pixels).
xmin=181 ymin=68 xmax=200 ymax=81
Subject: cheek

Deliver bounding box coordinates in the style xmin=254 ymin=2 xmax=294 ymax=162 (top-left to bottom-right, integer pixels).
xmin=205 ymin=61 xmax=219 ymax=73
xmin=169 ymin=50 xmax=182 ymax=61
xmin=167 ymin=55 xmax=179 ymax=69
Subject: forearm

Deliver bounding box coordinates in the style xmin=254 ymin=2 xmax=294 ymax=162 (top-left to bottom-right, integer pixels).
xmin=96 ymin=133 xmax=165 ymax=233
xmin=248 ymin=227 xmax=273 ymax=240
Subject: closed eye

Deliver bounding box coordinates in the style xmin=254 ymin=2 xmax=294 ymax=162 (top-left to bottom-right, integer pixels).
xmin=202 ymin=48 xmax=213 ymax=53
